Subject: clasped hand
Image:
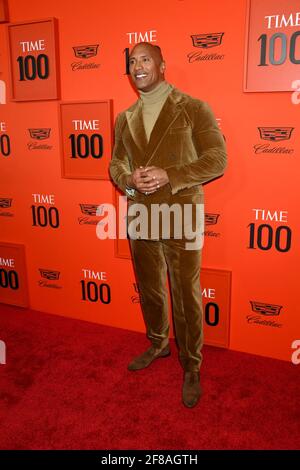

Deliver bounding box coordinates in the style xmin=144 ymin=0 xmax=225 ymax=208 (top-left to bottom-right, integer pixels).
xmin=127 ymin=166 xmax=169 ymax=195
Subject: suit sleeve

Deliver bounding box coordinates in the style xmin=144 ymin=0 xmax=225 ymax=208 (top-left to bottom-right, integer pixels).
xmin=109 ymin=113 xmax=135 ymax=199
xmin=165 ymin=101 xmax=227 ymax=195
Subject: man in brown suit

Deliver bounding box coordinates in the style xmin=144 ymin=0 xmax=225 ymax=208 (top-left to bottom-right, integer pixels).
xmin=109 ymin=42 xmax=227 ymax=408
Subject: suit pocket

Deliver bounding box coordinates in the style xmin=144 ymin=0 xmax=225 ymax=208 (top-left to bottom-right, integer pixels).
xmin=169 ymin=126 xmax=191 ymax=134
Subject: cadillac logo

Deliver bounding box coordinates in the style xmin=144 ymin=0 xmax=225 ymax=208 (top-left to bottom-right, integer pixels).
xmin=73 ymin=45 xmax=99 ymax=59
xmin=79 ymin=204 xmax=100 ymax=216
xmin=258 ymin=127 xmax=294 ymax=142
xmin=0 ymin=198 xmax=12 ymax=208
xmin=39 ymin=269 xmax=60 ymax=280
xmin=250 ymin=301 xmax=283 ymax=316
xmin=191 ymin=32 xmax=224 ymax=48
xmin=205 ymin=213 xmax=220 ymax=225
xmin=28 ymin=128 xmax=51 ymax=140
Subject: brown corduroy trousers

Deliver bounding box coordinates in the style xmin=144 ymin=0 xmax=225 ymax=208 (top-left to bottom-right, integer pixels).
xmin=129 ymin=237 xmax=203 ymax=372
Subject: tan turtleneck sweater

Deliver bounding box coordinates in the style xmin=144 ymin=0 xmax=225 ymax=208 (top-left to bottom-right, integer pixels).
xmin=139 ymin=81 xmax=173 ymax=141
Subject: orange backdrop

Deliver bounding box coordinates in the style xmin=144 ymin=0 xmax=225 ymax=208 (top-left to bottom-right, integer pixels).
xmin=0 ymin=0 xmax=298 ymax=362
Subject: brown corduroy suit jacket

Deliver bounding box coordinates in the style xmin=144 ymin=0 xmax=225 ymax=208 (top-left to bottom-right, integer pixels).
xmin=109 ymin=87 xmax=227 ymax=240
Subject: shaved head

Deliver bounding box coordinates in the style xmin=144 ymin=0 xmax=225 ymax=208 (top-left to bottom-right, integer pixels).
xmin=129 ymin=42 xmax=164 ymax=65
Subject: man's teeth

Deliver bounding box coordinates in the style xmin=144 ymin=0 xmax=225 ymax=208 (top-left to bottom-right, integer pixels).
xmin=136 ymin=74 xmax=147 ymax=78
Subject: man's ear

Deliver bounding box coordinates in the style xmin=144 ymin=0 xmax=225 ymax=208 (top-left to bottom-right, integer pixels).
xmin=160 ymin=61 xmax=166 ymax=73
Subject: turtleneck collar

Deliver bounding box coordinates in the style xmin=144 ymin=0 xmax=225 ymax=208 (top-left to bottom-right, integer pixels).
xmin=139 ymin=80 xmax=173 ymax=104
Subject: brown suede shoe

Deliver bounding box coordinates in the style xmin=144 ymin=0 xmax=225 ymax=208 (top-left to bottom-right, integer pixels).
xmin=182 ymin=371 xmax=202 ymax=408
xmin=127 ymin=344 xmax=170 ymax=371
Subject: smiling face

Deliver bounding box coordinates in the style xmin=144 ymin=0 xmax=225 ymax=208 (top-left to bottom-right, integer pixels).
xmin=129 ymin=43 xmax=165 ymax=92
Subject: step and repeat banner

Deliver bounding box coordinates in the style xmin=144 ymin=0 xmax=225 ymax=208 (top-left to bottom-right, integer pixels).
xmin=0 ymin=0 xmax=298 ymax=361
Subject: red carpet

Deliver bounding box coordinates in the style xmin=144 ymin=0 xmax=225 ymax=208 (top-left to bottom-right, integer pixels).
xmin=0 ymin=303 xmax=299 ymax=450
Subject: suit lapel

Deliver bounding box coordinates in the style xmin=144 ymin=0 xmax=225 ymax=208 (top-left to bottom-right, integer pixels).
xmin=125 ymin=100 xmax=148 ymax=153
xmin=125 ymin=87 xmax=186 ymax=165
xmin=144 ymin=92 xmax=185 ymax=165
